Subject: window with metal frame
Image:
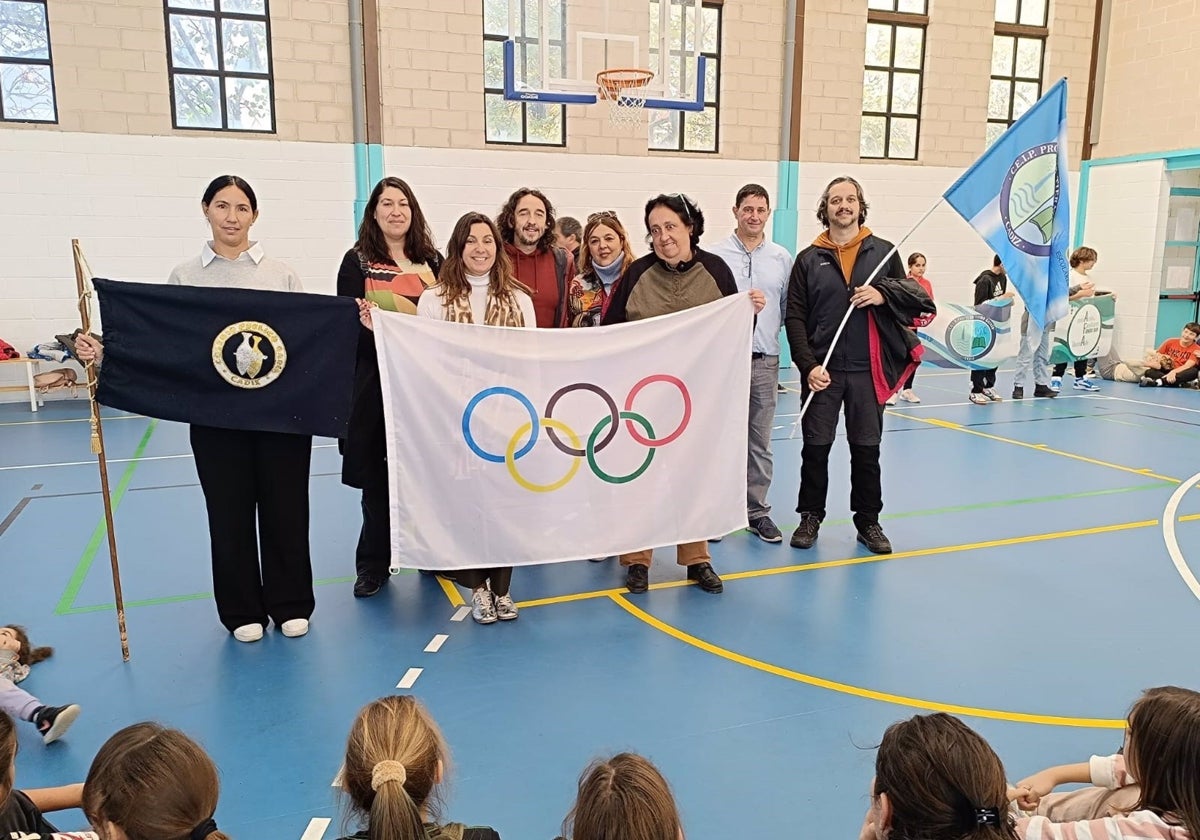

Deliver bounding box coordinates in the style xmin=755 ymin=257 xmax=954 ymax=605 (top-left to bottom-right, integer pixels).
xmin=648 ymin=0 xmax=721 ymax=154
xmin=860 ymin=0 xmax=927 ymax=160
xmin=483 ymin=0 xmax=566 ymax=146
xmin=987 ymin=0 xmax=1048 ymax=146
xmin=164 ymin=0 xmax=276 ymax=132
xmin=0 ymin=0 xmax=57 ymax=123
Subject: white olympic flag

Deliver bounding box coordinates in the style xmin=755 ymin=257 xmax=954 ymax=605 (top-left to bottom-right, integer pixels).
xmin=373 ymin=295 xmax=754 ymax=570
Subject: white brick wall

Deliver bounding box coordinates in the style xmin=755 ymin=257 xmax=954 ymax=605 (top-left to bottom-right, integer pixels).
xmin=0 ymin=130 xmax=354 ymax=398
xmin=1079 ymin=160 xmax=1171 ymax=356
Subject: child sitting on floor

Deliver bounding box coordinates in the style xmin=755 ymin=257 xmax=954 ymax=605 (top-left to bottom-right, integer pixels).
xmin=0 ymin=710 xmax=97 ymax=839
xmin=0 ymin=626 xmax=80 ymax=745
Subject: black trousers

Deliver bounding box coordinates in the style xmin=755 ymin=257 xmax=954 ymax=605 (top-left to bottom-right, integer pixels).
xmin=970 ymin=368 xmax=997 ymax=392
xmin=448 ymin=567 xmax=513 ymax=597
xmin=189 ymin=425 xmax=315 ymax=632
xmin=1052 ymin=359 xmax=1088 ymax=377
xmin=356 ymin=483 xmax=392 ymax=581
xmin=797 ymin=370 xmax=884 ymax=528
xmin=1143 ymin=367 xmax=1199 ymax=386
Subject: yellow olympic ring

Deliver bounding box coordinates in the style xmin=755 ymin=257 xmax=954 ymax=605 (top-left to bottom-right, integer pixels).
xmin=505 ymin=418 xmax=581 ymax=493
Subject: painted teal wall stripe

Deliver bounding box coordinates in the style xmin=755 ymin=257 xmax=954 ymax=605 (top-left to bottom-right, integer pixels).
xmin=352 ymin=142 xmax=386 ymax=230
xmin=1074 ymin=159 xmax=1090 ymax=248
xmin=1086 ymin=145 xmax=1200 ymax=168
xmin=773 ymin=159 xmax=799 ymax=255
xmin=773 ymin=159 xmax=799 ymax=370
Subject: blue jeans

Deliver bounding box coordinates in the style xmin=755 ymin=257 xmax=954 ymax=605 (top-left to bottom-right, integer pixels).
xmin=1013 ymin=321 xmax=1052 ymax=390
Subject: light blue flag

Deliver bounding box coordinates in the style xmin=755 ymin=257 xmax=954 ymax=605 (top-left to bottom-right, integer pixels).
xmin=943 ymin=77 xmax=1071 ymax=331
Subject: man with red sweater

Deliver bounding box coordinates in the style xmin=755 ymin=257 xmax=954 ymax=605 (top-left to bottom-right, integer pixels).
xmin=497 ymin=188 xmax=575 ymax=328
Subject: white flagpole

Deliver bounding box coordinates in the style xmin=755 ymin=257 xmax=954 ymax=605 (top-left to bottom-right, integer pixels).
xmin=788 ymin=196 xmax=946 ymax=440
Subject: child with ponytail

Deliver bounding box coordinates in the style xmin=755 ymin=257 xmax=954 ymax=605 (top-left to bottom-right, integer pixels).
xmin=860 ymin=713 xmax=1019 ymax=840
xmin=82 ymin=722 xmax=229 ymax=840
xmin=338 ymin=695 xmax=499 ymax=840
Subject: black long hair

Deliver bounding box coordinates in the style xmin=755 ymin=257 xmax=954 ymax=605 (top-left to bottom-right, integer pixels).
xmin=201 ymin=175 xmax=257 ymax=212
xmin=355 ymin=177 xmax=440 ymax=267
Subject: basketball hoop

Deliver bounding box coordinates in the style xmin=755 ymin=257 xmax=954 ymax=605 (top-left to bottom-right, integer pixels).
xmin=596 ymin=68 xmax=654 ymax=129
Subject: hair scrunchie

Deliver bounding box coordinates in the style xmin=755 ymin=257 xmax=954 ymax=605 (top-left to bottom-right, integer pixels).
xmin=189 ymin=818 xmax=218 ymax=840
xmin=371 ymin=760 xmax=407 ymax=791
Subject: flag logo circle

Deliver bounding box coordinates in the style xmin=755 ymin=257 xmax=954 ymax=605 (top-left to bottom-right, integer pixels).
xmin=211 ymin=321 xmax=287 ymax=389
xmin=1065 ymin=302 xmax=1103 ymax=357
xmin=1000 ymin=143 xmax=1060 ymax=257
xmin=461 ymin=375 xmax=691 ymax=492
xmin=945 ymin=315 xmax=997 ymax=363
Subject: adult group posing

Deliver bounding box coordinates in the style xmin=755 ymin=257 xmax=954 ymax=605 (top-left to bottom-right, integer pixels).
xmin=77 ymin=173 xmax=933 ymax=638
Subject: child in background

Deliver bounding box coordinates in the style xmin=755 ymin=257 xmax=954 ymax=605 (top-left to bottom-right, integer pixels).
xmin=557 ymin=752 xmax=684 ymax=840
xmin=0 ymin=711 xmax=96 ymax=839
xmin=0 ymin=626 xmax=80 ymax=744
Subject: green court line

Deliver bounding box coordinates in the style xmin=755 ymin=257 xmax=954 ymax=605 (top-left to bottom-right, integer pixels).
xmin=55 ymin=419 xmax=159 ymax=616
xmin=60 ymin=572 xmax=416 ymax=615
xmin=742 ymin=481 xmax=1171 ymax=534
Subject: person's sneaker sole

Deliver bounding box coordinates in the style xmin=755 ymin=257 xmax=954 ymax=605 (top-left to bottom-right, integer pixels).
xmin=281 ymin=618 xmax=309 ymax=638
xmin=233 ymin=624 xmax=264 ymax=643
xmin=749 ymin=525 xmax=784 ymax=543
xmin=42 ymin=704 xmax=81 ymax=744
xmin=856 ymin=533 xmax=893 ymax=555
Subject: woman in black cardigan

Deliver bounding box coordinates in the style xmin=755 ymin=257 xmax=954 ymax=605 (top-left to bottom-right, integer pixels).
xmin=337 ymin=177 xmax=443 ymax=597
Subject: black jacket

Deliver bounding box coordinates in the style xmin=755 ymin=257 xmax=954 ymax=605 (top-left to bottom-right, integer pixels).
xmin=336 ymin=248 xmax=443 ymax=489
xmin=973 ymin=269 xmax=1007 ymax=305
xmin=785 ymin=234 xmax=930 ymax=375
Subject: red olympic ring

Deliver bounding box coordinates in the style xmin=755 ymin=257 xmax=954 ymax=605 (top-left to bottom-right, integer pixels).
xmin=623 ymin=374 xmax=691 ymax=447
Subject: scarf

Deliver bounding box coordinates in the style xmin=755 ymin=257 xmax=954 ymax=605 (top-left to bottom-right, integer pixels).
xmin=593 ymin=255 xmax=625 ymax=290
xmin=444 ymin=276 xmax=526 ymax=327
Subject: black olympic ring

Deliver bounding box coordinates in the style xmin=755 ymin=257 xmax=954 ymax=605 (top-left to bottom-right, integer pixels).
xmin=543 ymin=382 xmax=620 ymax=457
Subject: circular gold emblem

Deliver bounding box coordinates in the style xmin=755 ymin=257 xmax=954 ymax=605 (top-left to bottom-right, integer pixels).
xmin=211 ymin=321 xmax=286 ymax=389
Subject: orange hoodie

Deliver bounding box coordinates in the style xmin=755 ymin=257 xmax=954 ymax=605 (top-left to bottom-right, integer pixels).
xmin=813 ymin=226 xmax=872 ymax=285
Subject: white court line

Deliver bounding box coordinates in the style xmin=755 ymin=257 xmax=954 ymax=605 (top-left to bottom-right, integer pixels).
xmin=300 ymin=817 xmax=332 ymax=840
xmin=451 ymin=606 xmax=471 ymax=622
xmin=331 ymin=765 xmax=344 ymax=787
xmin=424 ymin=634 xmax=448 ymax=653
xmin=1162 ymin=470 xmax=1200 ymax=602
xmin=0 ymin=415 xmax=143 ymax=427
xmin=396 ymin=667 xmax=423 ymax=689
xmin=1088 ymin=394 xmax=1200 ymax=415
xmin=0 ymin=444 xmax=338 ymax=472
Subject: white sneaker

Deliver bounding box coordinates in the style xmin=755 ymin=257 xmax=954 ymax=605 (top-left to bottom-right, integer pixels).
xmin=885 ymin=393 xmax=897 ymax=405
xmin=494 ymin=593 xmax=518 ymax=620
xmin=471 ymin=588 xmax=497 ymax=624
xmin=281 ymin=618 xmax=309 ymax=638
xmin=898 ymin=389 xmax=921 ymax=403
xmin=1073 ymin=378 xmax=1100 ymax=392
xmin=233 ymin=623 xmax=264 ymax=643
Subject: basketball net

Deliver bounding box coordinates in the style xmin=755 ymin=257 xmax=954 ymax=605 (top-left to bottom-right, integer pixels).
xmin=596 ymin=69 xmax=653 ymax=129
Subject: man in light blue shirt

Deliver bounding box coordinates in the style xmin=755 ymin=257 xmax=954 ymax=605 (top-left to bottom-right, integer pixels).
xmin=709 ymin=184 xmax=793 ymax=543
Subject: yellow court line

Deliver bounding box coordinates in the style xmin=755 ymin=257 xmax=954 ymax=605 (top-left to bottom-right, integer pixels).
xmin=888 ymin=410 xmax=1180 ymax=483
xmin=608 ymin=594 xmax=1126 ymax=729
xmin=515 ymin=517 xmax=1161 ymax=610
xmin=436 ymin=575 xmax=465 ymax=607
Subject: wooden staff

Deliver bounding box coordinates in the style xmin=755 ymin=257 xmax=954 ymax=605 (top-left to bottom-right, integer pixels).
xmin=71 ymin=239 xmax=130 ymax=661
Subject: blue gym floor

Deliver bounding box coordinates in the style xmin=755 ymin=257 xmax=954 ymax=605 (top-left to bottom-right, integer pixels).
xmin=4 ymin=367 xmax=1200 ymax=839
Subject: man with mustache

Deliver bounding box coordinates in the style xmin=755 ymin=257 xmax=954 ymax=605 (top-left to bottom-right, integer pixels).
xmin=785 ymin=176 xmax=933 ymax=556
xmin=497 ymin=188 xmax=575 ymax=328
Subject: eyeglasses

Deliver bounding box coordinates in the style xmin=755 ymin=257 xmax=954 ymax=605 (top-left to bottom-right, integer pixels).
xmin=587 ymin=210 xmax=620 ymax=223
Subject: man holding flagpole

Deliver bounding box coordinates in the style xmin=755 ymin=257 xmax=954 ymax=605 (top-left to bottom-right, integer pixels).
xmin=785 ymin=177 xmax=933 ymax=556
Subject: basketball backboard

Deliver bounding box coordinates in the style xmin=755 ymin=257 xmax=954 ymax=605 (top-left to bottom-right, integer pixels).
xmin=487 ymin=0 xmax=709 ymax=112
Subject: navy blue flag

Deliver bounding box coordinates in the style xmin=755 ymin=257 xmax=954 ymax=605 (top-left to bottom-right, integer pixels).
xmin=92 ymin=278 xmax=359 ymax=438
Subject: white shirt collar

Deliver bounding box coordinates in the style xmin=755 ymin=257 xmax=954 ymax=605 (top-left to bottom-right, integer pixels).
xmin=201 ymin=241 xmax=265 ymax=266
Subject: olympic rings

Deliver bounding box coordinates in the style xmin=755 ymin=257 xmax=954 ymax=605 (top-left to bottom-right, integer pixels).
xmin=545 ymin=383 xmax=619 ymax=457
xmin=461 ymin=376 xmax=692 ymax=491
xmin=587 ymin=412 xmax=655 ymax=484
xmin=624 ymin=375 xmax=691 ymax=446
xmin=462 ymin=386 xmax=539 ymax=463
xmin=506 ymin=419 xmax=581 ymax=492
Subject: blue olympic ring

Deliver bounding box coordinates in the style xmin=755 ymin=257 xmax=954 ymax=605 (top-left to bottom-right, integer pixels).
xmin=461 ymin=386 xmax=540 ymax=463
